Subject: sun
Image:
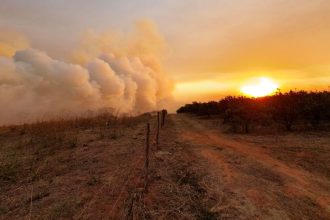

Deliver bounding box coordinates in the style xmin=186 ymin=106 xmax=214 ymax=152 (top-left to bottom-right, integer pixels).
xmin=240 ymin=77 xmax=278 ymax=97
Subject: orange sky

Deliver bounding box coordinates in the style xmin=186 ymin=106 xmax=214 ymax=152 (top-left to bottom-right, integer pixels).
xmin=1 ymin=0 xmax=330 ymax=106
xmin=165 ymin=1 xmax=330 ymax=102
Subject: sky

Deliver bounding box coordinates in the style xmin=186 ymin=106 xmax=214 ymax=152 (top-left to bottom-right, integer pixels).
xmin=1 ymin=0 xmax=330 ymax=105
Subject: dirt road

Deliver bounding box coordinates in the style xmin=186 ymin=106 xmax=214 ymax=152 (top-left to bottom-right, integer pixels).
xmin=1 ymin=114 xmax=329 ymax=219
xmin=167 ymin=114 xmax=330 ymax=219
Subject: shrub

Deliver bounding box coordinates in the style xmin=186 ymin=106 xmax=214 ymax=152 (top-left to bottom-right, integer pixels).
xmin=177 ymin=90 xmax=330 ymax=132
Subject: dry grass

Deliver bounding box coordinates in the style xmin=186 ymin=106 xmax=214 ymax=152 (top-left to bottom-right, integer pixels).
xmin=226 ymin=132 xmax=330 ymax=179
xmin=191 ymin=115 xmax=330 ymax=180
xmin=6 ymin=113 xmax=222 ymax=220
xmin=128 ymin=116 xmax=221 ymax=220
xmin=1 ymin=113 xmax=329 ymax=219
xmin=169 ymin=114 xmax=330 ymax=219
xmin=0 ymin=113 xmax=149 ymax=219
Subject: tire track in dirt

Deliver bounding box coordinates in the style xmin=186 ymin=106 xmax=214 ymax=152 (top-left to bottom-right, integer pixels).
xmin=172 ymin=114 xmax=330 ymax=219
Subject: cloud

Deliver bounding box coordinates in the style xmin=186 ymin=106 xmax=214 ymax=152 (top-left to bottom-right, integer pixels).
xmin=0 ymin=21 xmax=173 ymax=125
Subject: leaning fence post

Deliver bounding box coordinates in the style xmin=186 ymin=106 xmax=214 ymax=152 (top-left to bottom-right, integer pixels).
xmin=156 ymin=112 xmax=160 ymax=150
xmin=144 ymin=123 xmax=150 ymax=192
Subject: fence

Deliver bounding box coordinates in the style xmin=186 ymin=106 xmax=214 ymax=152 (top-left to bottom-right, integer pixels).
xmin=124 ymin=109 xmax=167 ymax=219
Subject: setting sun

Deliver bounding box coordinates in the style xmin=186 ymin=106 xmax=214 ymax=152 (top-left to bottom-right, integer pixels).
xmin=240 ymin=77 xmax=278 ymax=97
xmin=1 ymin=1 xmax=330 ymax=219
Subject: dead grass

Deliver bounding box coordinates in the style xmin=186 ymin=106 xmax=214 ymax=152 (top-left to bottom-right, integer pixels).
xmin=228 ymin=132 xmax=330 ymax=179
xmin=45 ymin=199 xmax=82 ymax=220
xmin=171 ymin=114 xmax=330 ymax=219
xmin=189 ymin=115 xmax=330 ymax=180
xmin=0 ymin=113 xmax=149 ymax=219
xmin=1 ymin=113 xmax=329 ymax=219
xmin=0 ymin=155 xmax=21 ymax=183
xmin=127 ymin=116 xmax=221 ymax=220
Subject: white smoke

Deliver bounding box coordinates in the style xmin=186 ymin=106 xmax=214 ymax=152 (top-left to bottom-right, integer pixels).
xmin=0 ymin=22 xmax=173 ymax=125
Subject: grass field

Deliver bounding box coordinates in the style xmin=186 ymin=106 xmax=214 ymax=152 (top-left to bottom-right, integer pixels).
xmin=1 ymin=114 xmax=330 ymax=219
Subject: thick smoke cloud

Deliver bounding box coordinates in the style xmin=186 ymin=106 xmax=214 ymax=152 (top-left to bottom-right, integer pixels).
xmin=0 ymin=21 xmax=173 ymax=125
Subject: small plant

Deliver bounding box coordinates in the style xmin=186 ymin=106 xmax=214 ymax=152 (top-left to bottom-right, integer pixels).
xmin=110 ymin=129 xmax=118 ymax=139
xmin=87 ymin=175 xmax=99 ymax=186
xmin=29 ymin=189 xmax=50 ymax=202
xmin=19 ymin=125 xmax=26 ymax=135
xmin=48 ymin=200 xmax=79 ymax=219
xmin=68 ymin=137 xmax=78 ymax=148
xmin=197 ymin=208 xmax=218 ymax=220
xmin=0 ymin=205 xmax=8 ymax=215
xmin=0 ymin=159 xmax=21 ymax=183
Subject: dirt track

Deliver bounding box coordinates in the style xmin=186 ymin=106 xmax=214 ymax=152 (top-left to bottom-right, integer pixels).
xmin=167 ymin=114 xmax=330 ymax=219
xmin=1 ymin=114 xmax=329 ymax=219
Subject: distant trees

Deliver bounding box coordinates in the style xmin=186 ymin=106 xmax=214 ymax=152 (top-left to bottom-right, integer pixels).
xmin=177 ymin=90 xmax=330 ymax=133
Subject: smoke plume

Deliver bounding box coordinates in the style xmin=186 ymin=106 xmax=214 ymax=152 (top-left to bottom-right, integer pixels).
xmin=0 ymin=21 xmax=173 ymax=125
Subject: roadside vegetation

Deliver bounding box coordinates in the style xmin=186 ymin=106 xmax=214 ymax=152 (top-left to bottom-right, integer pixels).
xmin=177 ymin=90 xmax=330 ymax=133
xmin=0 ymin=113 xmax=147 ymax=219
xmin=0 ymin=112 xmax=217 ymax=219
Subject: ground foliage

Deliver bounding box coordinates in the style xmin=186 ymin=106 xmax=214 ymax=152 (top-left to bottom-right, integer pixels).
xmin=177 ymin=90 xmax=330 ymax=132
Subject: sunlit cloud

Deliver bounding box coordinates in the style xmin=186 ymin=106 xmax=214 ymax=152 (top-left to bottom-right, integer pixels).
xmin=0 ymin=21 xmax=174 ymax=125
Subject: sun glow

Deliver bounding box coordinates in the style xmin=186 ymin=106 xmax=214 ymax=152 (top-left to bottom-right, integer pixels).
xmin=240 ymin=77 xmax=278 ymax=97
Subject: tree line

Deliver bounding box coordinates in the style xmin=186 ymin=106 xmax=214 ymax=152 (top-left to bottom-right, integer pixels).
xmin=177 ymin=90 xmax=330 ymax=132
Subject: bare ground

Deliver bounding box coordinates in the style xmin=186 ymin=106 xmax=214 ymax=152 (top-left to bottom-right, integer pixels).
xmin=164 ymin=114 xmax=330 ymax=219
xmin=1 ymin=114 xmax=330 ymax=219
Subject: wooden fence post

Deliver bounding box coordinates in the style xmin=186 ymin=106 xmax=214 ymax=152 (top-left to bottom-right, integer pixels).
xmin=162 ymin=109 xmax=167 ymax=127
xmin=144 ymin=123 xmax=150 ymax=192
xmin=156 ymin=112 xmax=160 ymax=150
xmin=160 ymin=110 xmax=165 ymax=127
xmin=125 ymin=193 xmax=135 ymax=220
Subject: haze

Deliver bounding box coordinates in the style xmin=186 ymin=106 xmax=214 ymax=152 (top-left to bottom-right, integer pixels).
xmin=1 ymin=0 xmax=330 ymax=122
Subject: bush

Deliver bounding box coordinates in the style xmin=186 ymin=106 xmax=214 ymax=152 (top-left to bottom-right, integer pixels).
xmin=177 ymin=90 xmax=330 ymax=132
